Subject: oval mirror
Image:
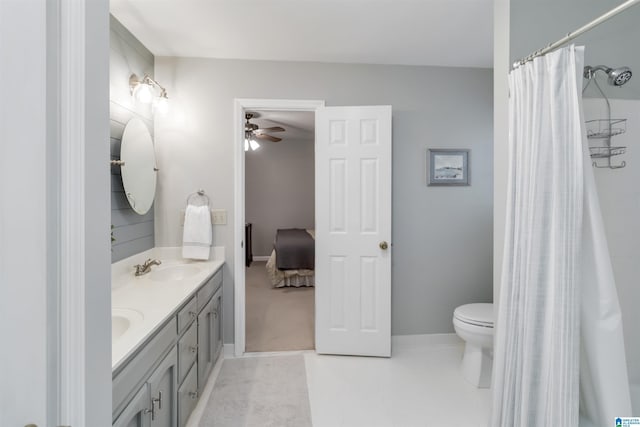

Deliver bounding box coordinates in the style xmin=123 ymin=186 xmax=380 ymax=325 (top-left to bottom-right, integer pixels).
xmin=120 ymin=118 xmax=157 ymax=215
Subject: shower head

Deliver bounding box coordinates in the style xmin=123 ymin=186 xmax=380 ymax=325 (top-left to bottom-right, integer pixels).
xmin=584 ymin=65 xmax=633 ymax=86
xmin=608 ymin=67 xmax=632 ymax=86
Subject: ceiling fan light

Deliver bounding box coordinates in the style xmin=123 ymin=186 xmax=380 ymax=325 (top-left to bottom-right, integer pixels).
xmin=249 ymin=139 xmax=260 ymax=151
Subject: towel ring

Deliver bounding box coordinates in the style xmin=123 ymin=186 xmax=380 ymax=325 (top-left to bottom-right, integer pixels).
xmin=186 ymin=189 xmax=210 ymax=207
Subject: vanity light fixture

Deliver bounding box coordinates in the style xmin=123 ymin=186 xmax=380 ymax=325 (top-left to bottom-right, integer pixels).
xmin=154 ymin=89 xmax=169 ymax=114
xmin=129 ymin=73 xmax=169 ymax=111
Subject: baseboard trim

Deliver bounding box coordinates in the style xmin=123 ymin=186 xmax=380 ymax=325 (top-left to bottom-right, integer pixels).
xmin=392 ymin=333 xmax=461 ymax=350
xmin=223 ymin=343 xmax=235 ymax=359
xmin=252 ymin=255 xmax=270 ymax=262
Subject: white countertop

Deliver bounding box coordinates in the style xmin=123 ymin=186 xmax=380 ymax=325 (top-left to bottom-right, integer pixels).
xmin=112 ymin=247 xmax=225 ymax=371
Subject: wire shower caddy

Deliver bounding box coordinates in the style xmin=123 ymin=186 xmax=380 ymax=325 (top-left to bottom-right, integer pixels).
xmin=583 ymin=73 xmax=628 ymax=169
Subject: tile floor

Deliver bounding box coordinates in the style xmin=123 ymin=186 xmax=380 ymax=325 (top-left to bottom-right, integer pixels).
xmin=191 ymin=334 xmax=491 ymax=427
xmin=304 ymin=334 xmax=491 ymax=427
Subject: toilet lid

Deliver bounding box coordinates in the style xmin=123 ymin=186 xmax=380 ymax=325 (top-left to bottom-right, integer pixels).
xmin=454 ymin=303 xmax=494 ymax=327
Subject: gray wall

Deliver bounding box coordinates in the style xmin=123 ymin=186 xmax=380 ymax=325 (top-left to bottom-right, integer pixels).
xmin=245 ymin=136 xmax=315 ymax=256
xmin=110 ymin=16 xmax=155 ymax=262
xmin=493 ymin=0 xmax=510 ymax=323
xmin=154 ymin=58 xmax=494 ymax=342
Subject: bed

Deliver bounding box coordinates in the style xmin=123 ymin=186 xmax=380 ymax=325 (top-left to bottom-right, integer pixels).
xmin=265 ymin=229 xmax=315 ymax=288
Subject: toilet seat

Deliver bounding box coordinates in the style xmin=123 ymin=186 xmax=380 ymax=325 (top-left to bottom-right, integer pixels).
xmin=454 ymin=303 xmax=494 ymax=328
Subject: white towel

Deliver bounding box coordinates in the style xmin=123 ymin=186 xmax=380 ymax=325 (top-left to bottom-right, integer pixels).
xmin=182 ymin=204 xmax=212 ymax=260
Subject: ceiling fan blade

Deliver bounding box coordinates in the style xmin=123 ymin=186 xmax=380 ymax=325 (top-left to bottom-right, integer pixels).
xmin=255 ymin=133 xmax=282 ymax=142
xmin=255 ymin=126 xmax=285 ymax=133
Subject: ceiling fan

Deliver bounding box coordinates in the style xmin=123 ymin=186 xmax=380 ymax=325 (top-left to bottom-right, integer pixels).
xmin=244 ymin=112 xmax=285 ymax=151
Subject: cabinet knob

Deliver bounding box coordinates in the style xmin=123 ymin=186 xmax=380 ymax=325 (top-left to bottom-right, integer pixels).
xmin=189 ymin=311 xmax=197 ymax=319
xmin=189 ymin=345 xmax=198 ymax=354
xmin=189 ymin=391 xmax=198 ymax=400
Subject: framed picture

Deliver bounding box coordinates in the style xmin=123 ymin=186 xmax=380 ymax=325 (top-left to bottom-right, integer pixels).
xmin=427 ymin=149 xmax=470 ymax=186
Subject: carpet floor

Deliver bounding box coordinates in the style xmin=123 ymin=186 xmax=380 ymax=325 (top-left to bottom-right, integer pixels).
xmin=199 ymin=355 xmax=312 ymax=427
xmin=245 ymin=261 xmax=315 ymax=352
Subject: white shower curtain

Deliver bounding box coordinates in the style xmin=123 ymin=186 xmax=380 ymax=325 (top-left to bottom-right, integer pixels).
xmin=577 ymin=72 xmax=632 ymax=427
xmin=492 ymin=45 xmax=631 ymax=426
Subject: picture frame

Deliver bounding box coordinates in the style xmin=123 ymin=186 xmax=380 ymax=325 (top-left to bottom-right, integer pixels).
xmin=427 ymin=149 xmax=470 ymax=186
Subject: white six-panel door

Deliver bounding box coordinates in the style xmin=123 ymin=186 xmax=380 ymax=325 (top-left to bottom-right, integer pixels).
xmin=315 ymin=106 xmax=392 ymax=357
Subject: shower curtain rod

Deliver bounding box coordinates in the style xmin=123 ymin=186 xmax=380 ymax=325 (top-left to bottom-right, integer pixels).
xmin=513 ymin=0 xmax=640 ymax=68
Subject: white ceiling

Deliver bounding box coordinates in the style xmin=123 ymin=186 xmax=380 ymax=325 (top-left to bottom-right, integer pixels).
xmin=110 ymin=0 xmax=493 ymax=68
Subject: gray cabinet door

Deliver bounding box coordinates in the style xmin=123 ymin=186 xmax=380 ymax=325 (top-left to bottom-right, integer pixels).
xmin=148 ymin=348 xmax=178 ymax=427
xmin=113 ymin=384 xmax=151 ymax=427
xmin=177 ymin=364 xmax=198 ymax=427
xmin=177 ymin=322 xmax=198 ymax=384
xmin=212 ymin=289 xmax=223 ymax=363
xmin=197 ymin=297 xmax=214 ymax=393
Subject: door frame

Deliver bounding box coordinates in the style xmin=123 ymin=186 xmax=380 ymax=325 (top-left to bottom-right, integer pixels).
xmin=233 ymin=98 xmax=325 ymax=356
xmin=57 ymin=0 xmax=90 ymax=423
xmin=56 ymin=0 xmax=112 ymax=425
xmin=2 ymin=0 xmax=109 ymax=425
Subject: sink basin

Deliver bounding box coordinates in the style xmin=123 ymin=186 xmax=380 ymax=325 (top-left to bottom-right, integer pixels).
xmin=112 ymin=308 xmax=144 ymax=341
xmin=112 ymin=316 xmax=130 ymax=341
xmin=149 ymin=264 xmax=201 ymax=282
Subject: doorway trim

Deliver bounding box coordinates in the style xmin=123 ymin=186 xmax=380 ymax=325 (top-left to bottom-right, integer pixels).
xmin=57 ymin=0 xmax=112 ymax=425
xmin=233 ymin=98 xmax=325 ymax=357
xmin=57 ymin=0 xmax=89 ymax=424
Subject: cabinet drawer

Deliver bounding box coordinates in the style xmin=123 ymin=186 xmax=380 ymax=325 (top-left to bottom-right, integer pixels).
xmin=177 ymin=296 xmax=198 ymax=335
xmin=197 ymin=269 xmax=222 ymax=312
xmin=113 ymin=318 xmax=177 ymax=420
xmin=177 ymin=363 xmax=199 ymax=427
xmin=177 ymin=322 xmax=197 ymax=384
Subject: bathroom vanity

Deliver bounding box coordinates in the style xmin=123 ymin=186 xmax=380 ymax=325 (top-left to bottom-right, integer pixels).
xmin=111 ymin=249 xmax=224 ymax=427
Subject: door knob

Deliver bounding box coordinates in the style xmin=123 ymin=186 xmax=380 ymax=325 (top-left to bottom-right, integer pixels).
xmin=379 ymin=241 xmax=388 ymax=250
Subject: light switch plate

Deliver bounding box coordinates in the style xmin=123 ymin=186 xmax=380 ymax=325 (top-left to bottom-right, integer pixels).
xmin=211 ymin=209 xmax=227 ymax=225
xmin=180 ymin=209 xmax=215 ymax=225
xmin=179 ymin=209 xmax=227 ymax=225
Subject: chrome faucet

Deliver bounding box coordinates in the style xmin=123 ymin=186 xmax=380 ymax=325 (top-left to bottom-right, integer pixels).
xmin=134 ymin=258 xmax=162 ymax=276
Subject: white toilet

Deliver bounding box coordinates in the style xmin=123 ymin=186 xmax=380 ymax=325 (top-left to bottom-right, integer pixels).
xmin=452 ymin=303 xmax=494 ymax=388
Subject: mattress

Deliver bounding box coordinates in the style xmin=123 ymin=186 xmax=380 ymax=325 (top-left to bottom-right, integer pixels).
xmin=275 ymin=228 xmax=315 ymax=270
xmin=265 ymin=229 xmax=315 ymax=288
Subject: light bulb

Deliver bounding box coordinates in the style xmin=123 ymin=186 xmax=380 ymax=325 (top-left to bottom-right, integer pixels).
xmin=244 ymin=139 xmax=249 ymax=152
xmin=154 ymin=95 xmax=169 ymax=114
xmin=249 ymin=139 xmax=260 ymax=151
xmin=136 ymin=83 xmax=153 ymax=103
